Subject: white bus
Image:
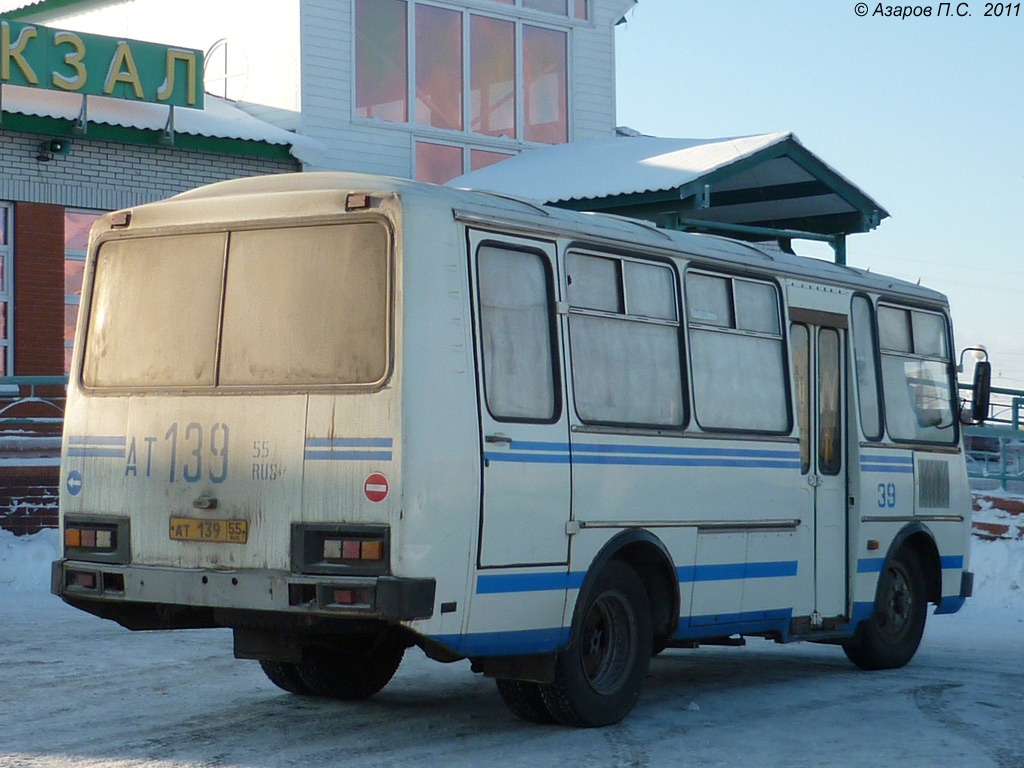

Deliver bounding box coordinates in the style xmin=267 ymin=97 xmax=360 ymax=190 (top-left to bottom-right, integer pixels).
xmin=53 ymin=173 xmax=984 ymax=727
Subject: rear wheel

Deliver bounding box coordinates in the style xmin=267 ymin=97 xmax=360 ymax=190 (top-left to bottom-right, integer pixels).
xmin=540 ymin=561 xmax=652 ymax=727
xmin=843 ymin=548 xmax=927 ymax=670
xmin=259 ymin=660 xmax=312 ymax=695
xmin=297 ymin=633 xmax=406 ymax=700
xmin=495 ymin=678 xmax=557 ymax=724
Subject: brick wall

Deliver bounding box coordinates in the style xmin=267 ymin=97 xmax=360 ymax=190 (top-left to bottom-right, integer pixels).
xmin=0 ymin=130 xmax=300 ymax=210
xmin=1 ymin=129 xmax=301 ymax=534
xmin=0 ymin=465 xmax=59 ymax=535
xmin=13 ymin=202 xmax=64 ymax=375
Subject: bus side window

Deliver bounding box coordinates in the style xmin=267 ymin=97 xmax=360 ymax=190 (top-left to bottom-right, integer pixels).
xmin=477 ymin=245 xmax=558 ymax=422
xmin=686 ymin=272 xmax=789 ymax=433
xmin=850 ymin=296 xmax=883 ymax=440
xmin=566 ymin=253 xmax=684 ymax=428
xmin=791 ymin=324 xmax=810 ymax=474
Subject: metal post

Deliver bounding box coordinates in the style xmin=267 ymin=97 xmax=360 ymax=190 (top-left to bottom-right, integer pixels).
xmin=832 ymin=234 xmax=846 ymax=266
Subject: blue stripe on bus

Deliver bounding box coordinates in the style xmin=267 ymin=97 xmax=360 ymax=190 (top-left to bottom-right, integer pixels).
xmin=860 ymin=555 xmax=963 ymax=574
xmin=935 ymin=596 xmax=966 ymax=614
xmin=476 ymin=571 xmax=585 ymax=594
xmin=68 ymin=436 xmax=126 ymax=446
xmin=572 ymin=444 xmax=800 ymax=459
xmin=429 ymin=626 xmax=571 ymax=656
xmin=676 ymin=608 xmax=793 ymax=640
xmin=860 ymin=464 xmax=915 ymax=474
xmin=484 ymin=442 xmax=800 ymax=470
xmin=860 ymin=455 xmax=913 ymax=465
xmin=305 ymin=437 xmax=393 ymax=448
xmin=485 ymin=453 xmax=800 ymax=470
xmin=678 ymin=560 xmax=798 ymax=583
xmin=304 ymin=450 xmax=393 ymax=461
xmin=857 ymin=558 xmax=885 ymax=573
xmin=477 ymin=560 xmax=797 ymax=595
xmin=66 ymin=447 xmax=126 ymax=459
xmin=484 ymin=452 xmax=572 ymax=464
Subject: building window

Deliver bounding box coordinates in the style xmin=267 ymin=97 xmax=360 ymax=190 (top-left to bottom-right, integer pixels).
xmin=355 ymin=0 xmax=409 ymax=122
xmin=416 ymin=5 xmax=463 ymax=130
xmin=415 ymin=141 xmax=464 ymax=184
xmin=471 ymin=15 xmax=517 ymax=138
xmin=471 ymin=148 xmax=515 ymax=171
xmin=0 ymin=203 xmax=11 ymax=376
xmin=523 ymin=25 xmax=567 ymax=144
xmin=64 ymin=210 xmax=102 ymax=373
xmin=354 ymin=1 xmax=570 ymax=147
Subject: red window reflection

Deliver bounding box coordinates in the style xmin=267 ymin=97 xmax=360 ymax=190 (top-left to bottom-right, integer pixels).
xmin=416 ymin=5 xmax=462 ymax=130
xmin=574 ymin=0 xmax=588 ymax=20
xmin=416 ymin=142 xmax=464 ymax=184
xmin=471 ymin=15 xmax=516 ymax=138
xmin=525 ymin=0 xmax=568 ymax=14
xmin=356 ymin=0 xmax=408 ymax=122
xmin=523 ymin=25 xmax=567 ymax=144
xmin=470 ymin=149 xmax=514 ymax=171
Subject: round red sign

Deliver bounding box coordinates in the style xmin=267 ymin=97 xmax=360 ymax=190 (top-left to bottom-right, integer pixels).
xmin=364 ymin=473 xmax=389 ymax=502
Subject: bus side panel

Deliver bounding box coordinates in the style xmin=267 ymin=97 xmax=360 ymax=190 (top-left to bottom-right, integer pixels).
xmin=395 ymin=204 xmax=484 ymax=641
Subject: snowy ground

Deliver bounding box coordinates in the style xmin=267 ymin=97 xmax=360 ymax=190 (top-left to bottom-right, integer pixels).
xmin=2 ymin=529 xmax=1022 ymax=768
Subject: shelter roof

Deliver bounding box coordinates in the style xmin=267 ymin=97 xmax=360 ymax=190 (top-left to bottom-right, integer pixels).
xmin=449 ymin=132 xmax=888 ymax=239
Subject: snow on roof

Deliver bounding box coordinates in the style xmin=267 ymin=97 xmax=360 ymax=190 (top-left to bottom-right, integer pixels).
xmin=1 ymin=84 xmax=324 ymax=164
xmin=448 ymin=132 xmax=796 ymax=204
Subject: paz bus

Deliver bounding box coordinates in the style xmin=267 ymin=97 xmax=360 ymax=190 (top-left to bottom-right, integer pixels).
xmin=52 ymin=172 xmax=986 ymax=727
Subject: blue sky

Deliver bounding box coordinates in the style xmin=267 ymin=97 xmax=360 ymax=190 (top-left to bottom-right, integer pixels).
xmin=615 ymin=0 xmax=1024 ymax=389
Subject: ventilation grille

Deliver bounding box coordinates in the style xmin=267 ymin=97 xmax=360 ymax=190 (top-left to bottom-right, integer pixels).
xmin=918 ymin=460 xmax=950 ymax=509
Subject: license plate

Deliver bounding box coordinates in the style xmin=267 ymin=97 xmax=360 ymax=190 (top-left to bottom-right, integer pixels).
xmin=169 ymin=517 xmax=248 ymax=544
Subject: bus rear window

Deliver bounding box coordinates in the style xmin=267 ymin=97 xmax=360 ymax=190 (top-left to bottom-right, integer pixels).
xmin=82 ymin=223 xmax=391 ymax=389
xmin=83 ymin=233 xmax=225 ymax=388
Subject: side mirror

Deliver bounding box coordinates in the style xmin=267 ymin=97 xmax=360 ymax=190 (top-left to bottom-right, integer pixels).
xmin=971 ymin=361 xmax=991 ymax=423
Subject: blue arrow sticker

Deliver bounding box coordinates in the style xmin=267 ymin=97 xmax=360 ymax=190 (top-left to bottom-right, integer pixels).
xmin=66 ymin=469 xmax=83 ymax=496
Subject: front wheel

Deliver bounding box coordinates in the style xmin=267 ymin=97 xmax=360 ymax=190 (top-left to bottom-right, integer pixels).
xmin=540 ymin=561 xmax=652 ymax=727
xmin=843 ymin=548 xmax=928 ymax=671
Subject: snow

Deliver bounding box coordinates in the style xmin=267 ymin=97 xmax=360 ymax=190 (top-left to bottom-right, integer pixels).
xmin=2 ymin=525 xmax=1022 ymax=767
xmin=1 ymin=85 xmax=325 ymax=165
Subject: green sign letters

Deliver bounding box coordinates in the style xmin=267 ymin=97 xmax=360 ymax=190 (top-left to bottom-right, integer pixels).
xmin=1 ymin=19 xmax=203 ymax=109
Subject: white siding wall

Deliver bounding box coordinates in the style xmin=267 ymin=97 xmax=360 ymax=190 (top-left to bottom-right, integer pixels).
xmin=300 ymin=0 xmax=412 ymax=175
xmin=300 ymin=0 xmax=636 ymax=175
xmin=39 ymin=0 xmax=303 ymax=126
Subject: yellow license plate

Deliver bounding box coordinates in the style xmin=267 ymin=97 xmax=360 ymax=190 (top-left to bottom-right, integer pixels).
xmin=169 ymin=517 xmax=248 ymax=544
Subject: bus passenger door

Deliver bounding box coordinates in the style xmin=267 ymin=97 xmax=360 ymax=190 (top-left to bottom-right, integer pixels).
xmin=469 ymin=231 xmax=571 ymax=568
xmin=792 ymin=322 xmax=848 ymax=620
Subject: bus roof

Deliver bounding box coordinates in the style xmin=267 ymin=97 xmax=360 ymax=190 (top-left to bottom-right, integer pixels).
xmin=152 ymin=171 xmax=946 ymax=307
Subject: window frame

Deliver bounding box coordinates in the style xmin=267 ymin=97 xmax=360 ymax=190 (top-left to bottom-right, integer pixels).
xmin=0 ymin=202 xmax=12 ymax=376
xmin=77 ymin=217 xmax=396 ymax=394
xmin=565 ymin=247 xmax=688 ymax=431
xmin=683 ymin=266 xmax=793 ymax=435
xmin=353 ymin=0 xmax=574 ymax=158
xmin=875 ymin=300 xmax=959 ymax=446
xmin=475 ymin=239 xmax=563 ymax=425
xmin=64 ymin=209 xmax=104 ymax=374
xmin=849 ymin=292 xmax=884 ymax=442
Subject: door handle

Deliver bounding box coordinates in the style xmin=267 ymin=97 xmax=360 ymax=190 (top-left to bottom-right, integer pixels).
xmin=485 ymin=434 xmax=512 ymax=445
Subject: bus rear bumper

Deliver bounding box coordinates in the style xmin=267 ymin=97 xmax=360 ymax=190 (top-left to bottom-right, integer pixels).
xmin=51 ymin=560 xmax=435 ymax=627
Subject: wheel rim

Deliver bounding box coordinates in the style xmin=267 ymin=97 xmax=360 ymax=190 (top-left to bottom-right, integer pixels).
xmin=875 ymin=561 xmax=913 ymax=641
xmin=579 ymin=590 xmax=637 ymax=695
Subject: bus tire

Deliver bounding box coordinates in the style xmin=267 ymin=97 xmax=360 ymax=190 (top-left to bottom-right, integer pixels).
xmin=540 ymin=560 xmax=652 ymax=727
xmin=259 ymin=660 xmax=312 ymax=695
xmin=297 ymin=633 xmax=405 ymax=700
xmin=843 ymin=548 xmax=927 ymax=671
xmin=495 ymin=679 xmax=557 ymax=724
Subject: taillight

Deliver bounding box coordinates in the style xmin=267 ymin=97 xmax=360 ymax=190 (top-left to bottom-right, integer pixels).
xmin=65 ymin=525 xmax=115 ymax=552
xmin=323 ymin=537 xmax=385 ymax=562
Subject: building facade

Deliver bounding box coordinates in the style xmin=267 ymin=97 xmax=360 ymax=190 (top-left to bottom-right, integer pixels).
xmin=0 ymin=0 xmax=635 ymax=531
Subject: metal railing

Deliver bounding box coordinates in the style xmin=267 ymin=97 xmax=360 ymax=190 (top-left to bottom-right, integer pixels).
xmin=0 ymin=376 xmax=69 ymax=433
xmin=960 ymin=382 xmax=1024 ymax=491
